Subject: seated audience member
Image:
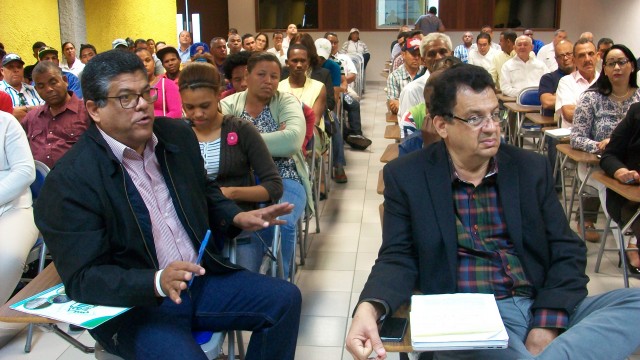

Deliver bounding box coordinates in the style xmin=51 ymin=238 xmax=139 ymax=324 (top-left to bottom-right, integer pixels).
xmin=580 ymin=31 xmax=594 ymax=42
xmin=314 ymin=37 xmax=348 ymax=182
xmin=156 ymin=46 xmax=182 ymax=84
xmin=282 ymin=23 xmax=298 ymax=50
xmin=209 ymin=37 xmax=228 ymax=78
xmin=572 ymin=44 xmax=640 ymax=268
xmin=391 ymin=31 xmax=423 ymax=73
xmin=398 ymin=33 xmax=453 ymax=124
xmin=21 ymin=61 xmax=88 ymax=168
xmin=0 ymin=91 xmax=13 ymax=113
xmin=178 ymin=30 xmax=192 ymax=63
xmin=390 ymin=31 xmax=409 ymax=61
xmin=155 ymin=41 xmax=167 ymax=52
xmin=0 ymin=54 xmax=44 ymax=120
xmin=79 ymin=43 xmax=97 ymax=64
xmin=387 ymin=35 xmax=424 ymax=114
xmin=489 ymin=29 xmax=517 ymax=90
xmin=390 ymin=25 xmax=411 ymax=55
xmin=0 ymin=110 xmax=38 ymax=348
xmin=222 ymin=52 xmax=311 ymax=280
xmin=537 ymin=29 xmax=568 ymax=71
xmin=341 ymin=28 xmax=370 ymax=69
xmin=346 ymin=63 xmax=640 ymax=360
xmin=468 ymin=33 xmax=498 ymax=72
xmin=60 ymin=42 xmax=85 ymax=78
xmin=34 ymin=50 xmax=301 ymax=359
xmin=267 ymin=31 xmax=287 ymax=66
xmin=470 ymin=25 xmax=502 ymax=52
xmin=453 ymin=32 xmax=473 ymax=63
xmin=37 ymin=46 xmax=83 ymax=98
xmin=325 ymin=32 xmax=372 ymax=150
xmin=538 ymin=40 xmax=574 ymax=175
xmin=241 ymin=34 xmax=256 ymax=52
xmin=524 ymin=29 xmax=544 ymax=54
xmin=557 ymin=39 xmax=599 ymax=128
xmin=500 ymin=35 xmax=549 ymax=97
xmin=221 ymin=51 xmax=251 ymax=99
xmin=135 ymin=48 xmax=182 ymax=118
xmin=596 ymin=37 xmax=614 ymax=72
xmin=134 ymin=38 xmax=163 ymax=75
xmin=254 ymin=32 xmax=269 ymax=52
xmin=601 ymin=102 xmax=640 ymax=274
xmin=179 ymin=62 xmax=282 ymax=272
xmin=24 ymin=41 xmax=46 ymax=83
xmin=227 ymin=33 xmax=242 ymax=55
xmin=189 ymin=42 xmax=212 ymax=64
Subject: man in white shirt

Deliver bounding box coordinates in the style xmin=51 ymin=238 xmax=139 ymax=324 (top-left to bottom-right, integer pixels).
xmin=267 ymin=31 xmax=287 ymax=66
xmin=177 ymin=31 xmax=192 ymax=63
xmin=397 ymin=32 xmax=452 ymax=122
xmin=470 ymin=25 xmax=501 ymax=52
xmin=468 ymin=33 xmax=497 ymax=72
xmin=489 ymin=30 xmax=517 ymax=90
xmin=282 ymin=23 xmax=297 ymax=50
xmin=500 ymin=36 xmax=549 ymax=97
xmin=556 ymin=38 xmax=599 ymax=128
xmin=537 ymin=29 xmax=568 ymax=72
xmin=0 ymin=54 xmax=44 ymax=120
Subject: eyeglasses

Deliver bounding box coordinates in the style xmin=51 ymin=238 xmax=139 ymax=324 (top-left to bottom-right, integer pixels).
xmin=605 ymin=59 xmax=631 ymax=68
xmin=556 ymin=52 xmax=573 ymax=59
xmin=448 ymin=111 xmax=503 ymax=128
xmin=106 ymin=88 xmax=158 ymax=109
xmin=17 ymin=93 xmax=27 ymax=107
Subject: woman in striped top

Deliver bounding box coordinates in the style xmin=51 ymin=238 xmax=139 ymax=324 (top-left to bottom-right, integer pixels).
xmin=179 ymin=62 xmax=283 ymax=272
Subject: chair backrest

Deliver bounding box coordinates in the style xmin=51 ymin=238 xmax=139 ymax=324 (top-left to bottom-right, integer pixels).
xmin=30 ymin=161 xmax=51 ymax=201
xmin=517 ymin=87 xmax=541 ymax=107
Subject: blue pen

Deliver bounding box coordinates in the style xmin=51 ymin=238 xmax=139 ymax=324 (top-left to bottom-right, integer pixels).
xmin=188 ymin=229 xmax=211 ymax=288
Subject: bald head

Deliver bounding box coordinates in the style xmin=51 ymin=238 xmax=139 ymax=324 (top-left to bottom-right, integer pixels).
xmin=554 ymin=40 xmax=575 ymax=74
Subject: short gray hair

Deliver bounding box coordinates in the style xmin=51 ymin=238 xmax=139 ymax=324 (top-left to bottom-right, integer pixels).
xmin=420 ymin=33 xmax=452 ymax=57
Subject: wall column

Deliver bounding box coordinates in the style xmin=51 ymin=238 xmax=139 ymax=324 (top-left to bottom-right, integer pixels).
xmin=58 ymin=0 xmax=87 ymax=46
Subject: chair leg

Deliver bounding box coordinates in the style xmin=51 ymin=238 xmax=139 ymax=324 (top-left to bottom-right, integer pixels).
xmin=236 ymin=330 xmax=245 ymax=360
xmin=24 ymin=324 xmax=34 ymax=353
xmin=595 ymin=218 xmax=612 ymax=273
xmin=618 ymin=227 xmax=630 ymax=288
xmin=227 ymin=330 xmax=235 ymax=360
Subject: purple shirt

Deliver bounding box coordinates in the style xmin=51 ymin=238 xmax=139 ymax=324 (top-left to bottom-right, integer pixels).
xmin=98 ymin=128 xmax=197 ymax=269
xmin=21 ymin=92 xmax=88 ymax=168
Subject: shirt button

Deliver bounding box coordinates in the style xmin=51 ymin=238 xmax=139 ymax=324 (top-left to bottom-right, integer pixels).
xmin=473 ymin=224 xmax=478 ymax=230
xmin=472 ymin=193 xmax=476 ymax=199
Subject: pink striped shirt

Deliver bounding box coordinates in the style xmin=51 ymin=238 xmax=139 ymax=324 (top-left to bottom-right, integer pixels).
xmin=98 ymin=128 xmax=197 ymax=268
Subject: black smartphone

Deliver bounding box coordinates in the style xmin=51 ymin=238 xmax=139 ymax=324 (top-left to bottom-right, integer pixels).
xmin=379 ymin=317 xmax=408 ymax=342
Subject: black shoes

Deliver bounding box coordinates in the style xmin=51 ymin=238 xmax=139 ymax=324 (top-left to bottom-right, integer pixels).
xmin=345 ymin=135 xmax=372 ymax=150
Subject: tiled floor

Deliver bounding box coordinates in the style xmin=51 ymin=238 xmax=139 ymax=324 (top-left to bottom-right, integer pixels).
xmin=1 ymin=81 xmax=639 ymax=359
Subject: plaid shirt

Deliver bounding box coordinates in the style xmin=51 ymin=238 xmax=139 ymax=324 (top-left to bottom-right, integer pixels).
xmin=386 ymin=64 xmax=422 ymax=100
xmin=451 ymin=156 xmax=568 ymax=329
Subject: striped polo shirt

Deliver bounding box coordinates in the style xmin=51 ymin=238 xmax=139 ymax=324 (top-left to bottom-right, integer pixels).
xmin=0 ymin=80 xmax=44 ymax=107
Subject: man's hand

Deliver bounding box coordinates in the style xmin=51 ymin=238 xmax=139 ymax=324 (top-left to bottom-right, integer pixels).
xmin=614 ymin=168 xmax=640 ymax=184
xmin=159 ymin=261 xmax=205 ymax=304
xmin=345 ymin=302 xmax=387 ymax=360
xmin=525 ymin=328 xmax=558 ymax=355
xmin=232 ymin=202 xmax=294 ymax=231
xmin=388 ymin=100 xmax=399 ymax=114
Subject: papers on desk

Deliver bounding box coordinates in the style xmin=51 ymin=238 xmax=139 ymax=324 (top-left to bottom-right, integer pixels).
xmin=410 ymin=293 xmax=508 ymax=351
xmin=545 ymin=128 xmax=571 ymax=139
xmin=10 ymin=283 xmax=130 ymax=329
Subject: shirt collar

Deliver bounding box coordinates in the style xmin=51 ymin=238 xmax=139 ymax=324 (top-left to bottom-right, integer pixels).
xmin=448 ymin=152 xmax=499 ymax=184
xmin=572 ymin=70 xmax=599 ymax=84
xmin=97 ymin=127 xmax=157 ymax=162
xmin=37 ymin=91 xmax=82 ymax=117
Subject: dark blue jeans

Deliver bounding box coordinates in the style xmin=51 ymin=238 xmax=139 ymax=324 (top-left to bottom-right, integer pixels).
xmin=90 ymin=270 xmax=301 ymax=360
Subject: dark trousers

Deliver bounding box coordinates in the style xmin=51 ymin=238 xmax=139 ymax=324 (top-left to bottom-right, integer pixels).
xmin=90 ymin=270 xmax=301 ymax=360
xmin=343 ymin=97 xmax=363 ymax=136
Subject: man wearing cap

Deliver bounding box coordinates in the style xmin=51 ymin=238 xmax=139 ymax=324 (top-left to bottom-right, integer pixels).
xmin=386 ymin=34 xmax=424 ymax=115
xmin=414 ymin=6 xmax=445 ymax=35
xmin=21 ymin=61 xmax=88 ymax=168
xmin=0 ymin=54 xmax=44 ymax=120
xmin=341 ymin=28 xmax=370 ymax=69
xmin=156 ymin=47 xmax=181 ymax=84
xmin=37 ymin=47 xmax=83 ymax=99
xmin=112 ymin=38 xmax=129 ymax=50
xmin=178 ymin=30 xmax=192 ymax=63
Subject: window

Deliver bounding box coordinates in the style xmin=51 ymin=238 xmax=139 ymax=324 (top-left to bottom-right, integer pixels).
xmin=376 ymin=0 xmax=435 ymax=28
xmin=257 ymin=0 xmax=319 ymax=30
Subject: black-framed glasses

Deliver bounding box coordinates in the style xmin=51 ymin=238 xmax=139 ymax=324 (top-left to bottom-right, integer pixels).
xmin=106 ymin=88 xmax=158 ymax=109
xmin=555 ymin=52 xmax=573 ymax=59
xmin=605 ymin=59 xmax=631 ymax=68
xmin=448 ymin=111 xmax=503 ymax=128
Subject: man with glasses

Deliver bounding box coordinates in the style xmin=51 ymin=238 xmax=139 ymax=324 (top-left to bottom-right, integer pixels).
xmin=346 ymin=64 xmax=640 ymax=360
xmin=0 ymin=53 xmax=43 ymax=120
xmin=34 ymin=50 xmax=301 ymax=360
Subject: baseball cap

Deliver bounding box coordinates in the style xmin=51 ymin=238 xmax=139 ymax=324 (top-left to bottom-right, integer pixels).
xmin=156 ymin=46 xmax=180 ymax=61
xmin=112 ymin=38 xmax=128 ymax=49
xmin=189 ymin=42 xmax=210 ymax=57
xmin=349 ymin=28 xmax=360 ymax=36
xmin=403 ymin=36 xmax=421 ymax=52
xmin=314 ymin=38 xmax=332 ymax=59
xmin=38 ymin=46 xmax=59 ymax=60
xmin=2 ymin=53 xmax=25 ymax=67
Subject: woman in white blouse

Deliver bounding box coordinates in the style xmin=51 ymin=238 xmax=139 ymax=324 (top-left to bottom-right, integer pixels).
xmin=0 ymin=110 xmax=38 ymax=347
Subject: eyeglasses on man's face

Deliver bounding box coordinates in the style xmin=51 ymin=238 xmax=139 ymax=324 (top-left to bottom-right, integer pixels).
xmin=447 ymin=111 xmax=503 ymax=128
xmin=106 ymin=88 xmax=158 ymax=109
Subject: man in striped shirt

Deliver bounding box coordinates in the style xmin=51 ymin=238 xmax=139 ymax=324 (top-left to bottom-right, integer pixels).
xmin=0 ymin=54 xmax=43 ymax=120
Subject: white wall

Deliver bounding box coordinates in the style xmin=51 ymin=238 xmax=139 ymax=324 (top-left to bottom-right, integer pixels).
xmin=228 ymin=0 xmax=640 ymax=82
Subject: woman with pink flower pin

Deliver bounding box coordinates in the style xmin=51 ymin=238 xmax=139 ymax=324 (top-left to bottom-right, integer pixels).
xmin=179 ymin=62 xmax=283 ymax=272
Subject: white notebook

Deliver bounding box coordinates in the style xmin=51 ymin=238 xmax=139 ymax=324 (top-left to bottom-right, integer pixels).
xmin=410 ymin=293 xmax=508 ymax=351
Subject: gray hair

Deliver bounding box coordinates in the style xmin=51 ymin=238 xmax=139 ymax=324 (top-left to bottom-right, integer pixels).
xmin=420 ymin=33 xmax=452 ymax=57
